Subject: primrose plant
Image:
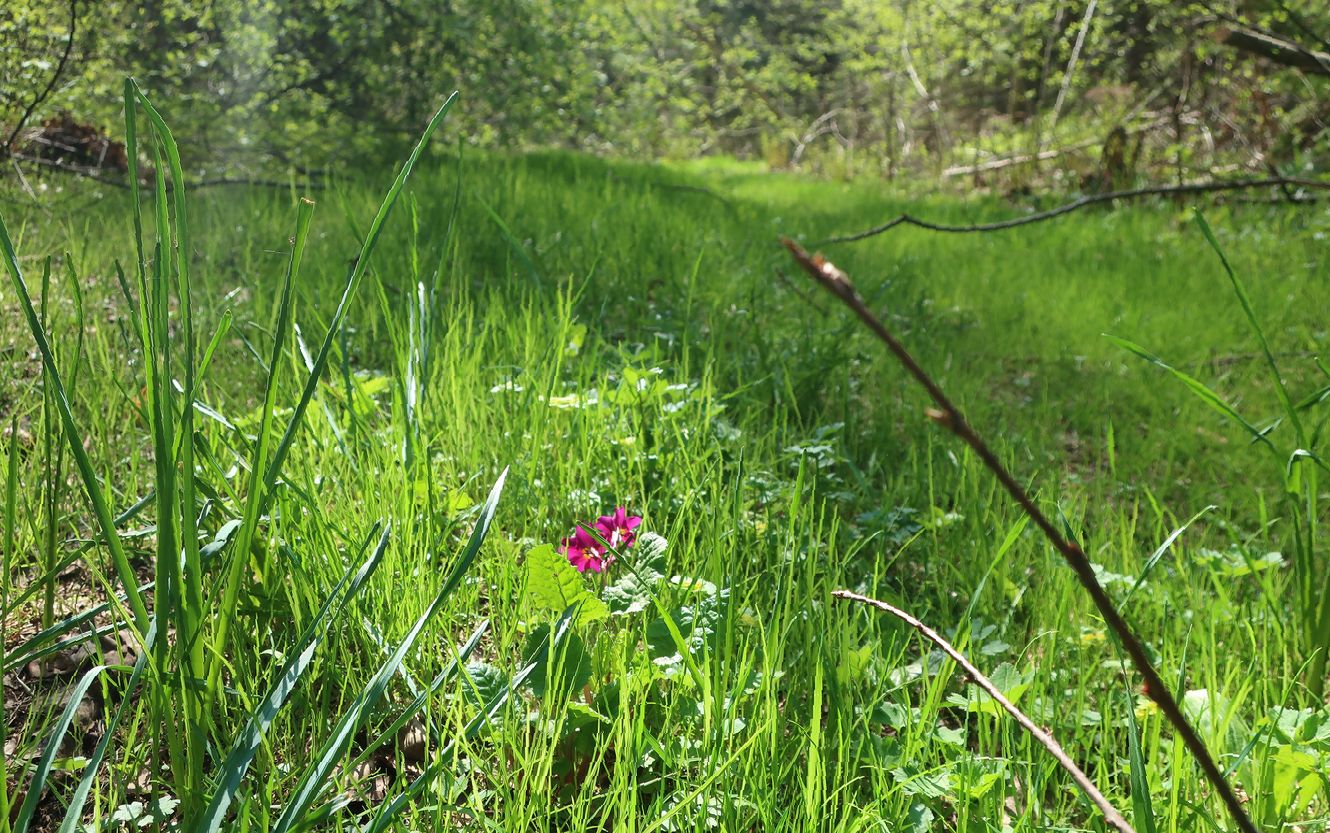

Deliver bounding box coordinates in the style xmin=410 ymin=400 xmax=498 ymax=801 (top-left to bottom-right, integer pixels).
xmin=487 ymin=506 xmax=752 ymax=818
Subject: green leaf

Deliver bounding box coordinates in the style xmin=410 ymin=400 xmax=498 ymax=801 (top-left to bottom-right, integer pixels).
xmin=945 ymin=662 xmax=1032 ymax=719
xmin=905 ymin=801 xmax=934 ymax=833
xmin=524 ymin=544 xmax=609 ymax=624
xmin=461 ymin=662 xmax=509 ymax=708
xmin=602 ymin=533 xmax=668 ymax=616
xmin=892 ymin=762 xmax=951 ymax=799
xmin=1182 ymin=688 xmax=1251 ymax=756
xmin=952 ymin=758 xmax=1006 ymax=800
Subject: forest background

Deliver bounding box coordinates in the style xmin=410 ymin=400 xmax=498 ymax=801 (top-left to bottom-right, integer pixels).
xmin=4 ymin=0 xmax=1329 ymax=190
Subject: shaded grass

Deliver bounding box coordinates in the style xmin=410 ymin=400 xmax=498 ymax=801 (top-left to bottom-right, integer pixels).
xmin=2 ymin=142 xmax=1328 ymax=830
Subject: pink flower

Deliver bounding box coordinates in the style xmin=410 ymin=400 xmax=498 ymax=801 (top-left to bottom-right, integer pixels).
xmin=595 ymin=506 xmax=642 ymax=550
xmin=561 ymin=525 xmax=611 ymax=573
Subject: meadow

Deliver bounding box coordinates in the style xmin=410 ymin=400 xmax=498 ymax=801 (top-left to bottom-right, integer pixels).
xmin=3 ymin=97 xmax=1330 ymax=831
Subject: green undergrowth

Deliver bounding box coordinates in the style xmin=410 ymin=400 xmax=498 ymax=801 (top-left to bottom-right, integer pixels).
xmin=2 ymin=108 xmax=1329 ymax=831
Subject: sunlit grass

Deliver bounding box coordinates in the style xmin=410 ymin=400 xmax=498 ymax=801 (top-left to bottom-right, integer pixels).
xmin=2 ymin=100 xmax=1328 ymax=831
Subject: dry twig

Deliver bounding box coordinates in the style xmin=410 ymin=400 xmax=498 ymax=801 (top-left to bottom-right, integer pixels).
xmin=832 ymin=589 xmax=1136 ymax=833
xmin=820 ymin=176 xmax=1330 ymax=244
xmin=782 ymin=238 xmax=1258 ymax=833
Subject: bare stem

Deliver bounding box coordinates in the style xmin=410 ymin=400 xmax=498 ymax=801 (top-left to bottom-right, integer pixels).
xmin=832 ymin=590 xmax=1136 ymax=833
xmin=819 ymin=176 xmax=1330 ymax=245
xmin=783 ymin=238 xmax=1257 ymax=833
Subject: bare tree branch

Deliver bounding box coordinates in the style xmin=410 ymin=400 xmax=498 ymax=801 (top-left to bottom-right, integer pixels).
xmin=819 ymin=176 xmax=1330 ymax=244
xmin=832 ymin=590 xmax=1136 ymax=833
xmin=1211 ymin=24 xmax=1330 ymax=77
xmin=2 ymin=0 xmax=81 ymax=158
xmin=5 ymin=154 xmax=325 ymax=193
xmin=781 ymin=239 xmax=1259 ymax=833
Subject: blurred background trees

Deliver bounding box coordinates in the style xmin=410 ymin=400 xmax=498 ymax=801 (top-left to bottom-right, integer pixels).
xmin=2 ymin=0 xmax=1327 ymax=187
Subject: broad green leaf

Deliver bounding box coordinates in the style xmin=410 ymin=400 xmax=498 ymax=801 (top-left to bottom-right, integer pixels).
xmin=646 ymin=587 xmax=730 ymax=663
xmin=461 ymin=661 xmax=509 ymax=708
xmin=524 ymin=543 xmax=609 ymax=624
xmin=602 ymin=533 xmax=668 ymax=616
xmin=946 ymin=662 xmax=1032 ymax=719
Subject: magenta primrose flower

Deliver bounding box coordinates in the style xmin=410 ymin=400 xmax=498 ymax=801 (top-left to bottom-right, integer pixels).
xmin=596 ymin=506 xmax=642 ymax=550
xmin=560 ymin=506 xmax=643 ymax=574
xmin=561 ymin=525 xmax=610 ymax=574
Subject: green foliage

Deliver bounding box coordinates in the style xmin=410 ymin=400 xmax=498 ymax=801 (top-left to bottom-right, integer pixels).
xmin=6 ymin=0 xmax=1328 ymax=179
xmin=3 ymin=99 xmax=1330 ymax=830
xmin=1111 ymin=210 xmax=1330 ymax=697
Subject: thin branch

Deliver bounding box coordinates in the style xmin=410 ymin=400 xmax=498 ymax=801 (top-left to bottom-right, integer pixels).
xmin=2 ymin=0 xmax=81 ymax=157
xmin=781 ymin=239 xmax=1259 ymax=833
xmin=4 ymin=155 xmax=325 ymax=192
xmin=1211 ymin=23 xmax=1330 ymax=77
xmin=820 ymin=176 xmax=1330 ymax=244
xmin=1048 ymin=0 xmax=1100 ymax=138
xmin=832 ymin=590 xmax=1136 ymax=833
xmin=1273 ymin=0 xmax=1330 ymax=54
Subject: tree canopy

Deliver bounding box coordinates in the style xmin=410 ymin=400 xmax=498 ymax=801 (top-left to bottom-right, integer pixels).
xmin=3 ymin=0 xmax=1327 ymax=182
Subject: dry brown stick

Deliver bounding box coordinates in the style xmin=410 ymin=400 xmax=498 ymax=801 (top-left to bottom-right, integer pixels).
xmin=820 ymin=176 xmax=1330 ymax=244
xmin=831 ymin=589 xmax=1136 ymax=833
xmin=782 ymin=238 xmax=1258 ymax=833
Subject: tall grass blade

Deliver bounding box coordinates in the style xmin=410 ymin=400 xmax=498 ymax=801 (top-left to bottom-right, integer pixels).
xmin=14 ymin=665 xmax=119 ymax=833
xmin=2 ymin=415 xmax=16 ymax=833
xmin=345 ymin=620 xmax=488 ymax=774
xmin=210 ymin=95 xmax=457 ymax=688
xmin=1104 ymin=334 xmax=1272 ymax=449
xmin=479 ymin=197 xmax=542 ymax=285
xmin=1192 ymin=211 xmax=1302 ymax=443
xmin=192 ymin=523 xmax=392 ymax=833
xmin=260 ymin=93 xmax=459 ymax=508
xmin=271 ymin=466 xmax=505 ymax=833
xmin=360 ymin=606 xmax=578 ymax=833
xmin=209 ymin=197 xmax=315 ymax=705
xmin=1125 ymin=688 xmax=1159 ymax=833
xmin=56 ymin=633 xmax=153 ymax=833
xmin=0 ymin=214 xmax=150 ymax=630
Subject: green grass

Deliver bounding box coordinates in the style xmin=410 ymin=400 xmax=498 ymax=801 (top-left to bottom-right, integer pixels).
xmin=2 ymin=106 xmax=1330 ymax=831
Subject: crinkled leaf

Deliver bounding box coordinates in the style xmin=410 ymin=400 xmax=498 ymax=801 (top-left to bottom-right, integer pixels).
xmin=602 ymin=533 xmax=667 ymax=616
xmin=946 ymin=662 xmax=1032 ymax=718
xmin=460 ymin=662 xmax=509 ymax=708
xmin=906 ymin=802 xmax=934 ymax=833
xmin=646 ymin=586 xmax=730 ymax=664
xmin=1182 ymin=688 xmax=1251 ymax=754
xmin=524 ymin=544 xmax=608 ymax=625
xmin=892 ymin=762 xmax=951 ymax=799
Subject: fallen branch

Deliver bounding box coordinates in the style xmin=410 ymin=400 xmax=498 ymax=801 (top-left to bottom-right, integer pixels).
xmin=943 ymin=145 xmax=1085 ymax=178
xmin=944 ymin=116 xmax=1173 ymax=178
xmin=832 ymin=590 xmax=1135 ymax=833
xmin=782 ymin=239 xmax=1258 ymax=833
xmin=821 ymin=176 xmax=1330 ymax=244
xmin=4 ymin=154 xmax=325 ymax=192
xmin=1212 ymin=24 xmax=1330 ymax=77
